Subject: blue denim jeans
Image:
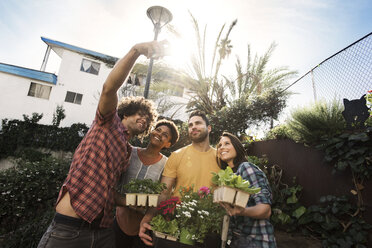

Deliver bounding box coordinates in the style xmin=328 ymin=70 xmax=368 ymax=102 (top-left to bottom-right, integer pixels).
xmin=37 ymin=213 xmax=115 ymax=248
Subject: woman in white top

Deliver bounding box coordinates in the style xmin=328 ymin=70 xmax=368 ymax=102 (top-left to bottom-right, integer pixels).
xmin=114 ymin=120 xmax=179 ymax=248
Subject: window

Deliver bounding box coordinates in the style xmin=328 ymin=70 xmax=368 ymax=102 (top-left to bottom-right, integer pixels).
xmin=80 ymin=59 xmax=100 ymax=75
xmin=27 ymin=82 xmax=52 ymax=99
xmin=65 ymin=91 xmax=83 ymax=104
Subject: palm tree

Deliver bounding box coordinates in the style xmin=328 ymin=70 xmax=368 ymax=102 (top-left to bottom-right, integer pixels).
xmin=224 ymin=43 xmax=297 ymax=104
xmin=186 ymin=13 xmax=237 ymax=114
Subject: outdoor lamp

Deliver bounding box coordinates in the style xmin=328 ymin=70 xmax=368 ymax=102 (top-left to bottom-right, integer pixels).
xmin=143 ymin=6 xmax=173 ymax=99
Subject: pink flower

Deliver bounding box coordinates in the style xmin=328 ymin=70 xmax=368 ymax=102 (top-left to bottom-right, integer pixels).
xmin=198 ymin=186 xmax=210 ymax=198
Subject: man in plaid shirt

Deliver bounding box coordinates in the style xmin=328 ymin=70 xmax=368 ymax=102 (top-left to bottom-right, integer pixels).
xmin=38 ymin=40 xmax=167 ymax=248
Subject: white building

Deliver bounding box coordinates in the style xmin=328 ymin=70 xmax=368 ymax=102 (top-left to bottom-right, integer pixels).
xmin=0 ymin=37 xmax=189 ymax=127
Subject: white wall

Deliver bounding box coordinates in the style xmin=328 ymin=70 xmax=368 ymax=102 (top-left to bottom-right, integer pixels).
xmin=52 ymin=50 xmax=113 ymax=126
xmin=0 ymin=48 xmax=193 ymax=128
xmin=0 ymin=50 xmax=114 ymax=127
xmin=0 ymin=72 xmax=56 ymax=124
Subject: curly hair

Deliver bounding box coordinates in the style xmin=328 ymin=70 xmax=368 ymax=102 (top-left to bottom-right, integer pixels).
xmin=117 ymin=96 xmax=158 ymax=137
xmin=155 ymin=119 xmax=179 ymax=147
xmin=217 ymin=131 xmax=247 ymax=172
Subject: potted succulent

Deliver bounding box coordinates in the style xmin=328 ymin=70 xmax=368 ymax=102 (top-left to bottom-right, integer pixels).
xmin=212 ymin=167 xmax=261 ymax=207
xmin=122 ymin=178 xmax=167 ymax=207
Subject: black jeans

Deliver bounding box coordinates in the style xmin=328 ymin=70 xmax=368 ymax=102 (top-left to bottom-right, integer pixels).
xmin=37 ymin=213 xmax=115 ymax=248
xmin=113 ymin=218 xmax=151 ymax=248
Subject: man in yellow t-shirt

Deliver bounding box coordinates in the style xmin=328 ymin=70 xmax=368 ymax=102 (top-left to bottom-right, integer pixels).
xmin=138 ymin=110 xmax=220 ymax=246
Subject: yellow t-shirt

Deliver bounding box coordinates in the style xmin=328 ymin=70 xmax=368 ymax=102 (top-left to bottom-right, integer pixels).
xmin=162 ymin=145 xmax=220 ymax=196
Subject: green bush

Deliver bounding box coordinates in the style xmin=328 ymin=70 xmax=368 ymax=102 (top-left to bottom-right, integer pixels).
xmin=299 ymin=195 xmax=371 ymax=248
xmin=0 ymin=116 xmax=88 ymax=159
xmin=0 ymin=155 xmax=70 ymax=247
xmin=317 ymin=127 xmax=372 ymax=179
xmin=287 ymin=100 xmax=346 ymax=144
xmin=264 ymin=124 xmax=293 ymax=140
xmin=208 ymin=89 xmax=288 ymax=145
xmin=14 ymin=148 xmax=51 ymax=162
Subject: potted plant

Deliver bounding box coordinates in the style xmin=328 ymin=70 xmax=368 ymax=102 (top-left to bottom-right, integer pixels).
xmin=122 ymin=179 xmax=167 ymax=207
xmin=151 ymin=186 xmax=225 ymax=248
xmin=151 ymin=196 xmax=180 ymax=246
xmin=212 ymin=167 xmax=261 ymax=207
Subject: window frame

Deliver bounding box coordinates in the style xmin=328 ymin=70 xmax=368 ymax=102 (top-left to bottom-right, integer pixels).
xmin=80 ymin=58 xmax=100 ymax=75
xmin=27 ymin=82 xmax=52 ymax=100
xmin=65 ymin=91 xmax=83 ymax=105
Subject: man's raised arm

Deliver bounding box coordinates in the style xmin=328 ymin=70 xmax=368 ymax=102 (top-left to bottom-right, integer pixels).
xmin=98 ymin=41 xmax=167 ymax=116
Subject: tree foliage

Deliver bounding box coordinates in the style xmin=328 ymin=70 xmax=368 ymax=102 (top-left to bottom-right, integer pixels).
xmin=119 ymin=62 xmax=194 ymax=118
xmin=184 ymin=14 xmax=297 ymax=140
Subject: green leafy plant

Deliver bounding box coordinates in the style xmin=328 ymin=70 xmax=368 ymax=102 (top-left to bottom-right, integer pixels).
xmin=264 ymin=124 xmax=293 ymax=140
xmin=150 ymin=215 xmax=179 ymax=237
xmin=52 ymin=105 xmax=66 ymax=127
xmin=365 ymin=90 xmax=372 ymax=117
xmin=318 ymin=127 xmax=372 ymax=179
xmin=287 ymin=99 xmax=346 ymax=144
xmin=0 ymin=155 xmax=70 ymax=247
xmin=151 ymin=186 xmax=225 ymax=244
xmin=0 ymin=116 xmax=88 ymax=159
xmin=268 ymin=171 xmax=307 ymax=232
xmin=174 ymin=186 xmax=225 ymax=243
xmin=299 ymin=195 xmax=371 ymax=248
xmin=211 ymin=167 xmax=261 ymax=194
xmin=122 ymin=178 xmax=167 ymax=194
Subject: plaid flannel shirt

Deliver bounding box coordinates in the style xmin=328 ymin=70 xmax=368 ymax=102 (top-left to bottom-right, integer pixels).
xmin=56 ymin=108 xmax=131 ymax=228
xmin=230 ymin=162 xmax=276 ymax=248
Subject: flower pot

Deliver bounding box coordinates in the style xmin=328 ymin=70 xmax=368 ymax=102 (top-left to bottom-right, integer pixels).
xmin=214 ymin=186 xmax=237 ymax=204
xmin=153 ymin=230 xmax=167 ymax=239
xmin=166 ymin=235 xmax=178 ymax=241
xmin=179 ymin=228 xmax=195 ymax=245
xmin=148 ymin=194 xmax=159 ymax=207
xmin=234 ymin=190 xmax=250 ymax=208
xmin=153 ymin=231 xmax=179 ymax=248
xmin=125 ymin=193 xmax=136 ymax=206
xmin=153 ymin=235 xmax=178 ymax=248
xmin=203 ymin=232 xmax=221 ymax=248
xmin=137 ymin=193 xmax=148 ymax=206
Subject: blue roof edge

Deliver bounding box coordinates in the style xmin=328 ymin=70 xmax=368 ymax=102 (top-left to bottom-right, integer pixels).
xmin=41 ymin=37 xmax=119 ymax=65
xmin=0 ymin=63 xmax=57 ymax=85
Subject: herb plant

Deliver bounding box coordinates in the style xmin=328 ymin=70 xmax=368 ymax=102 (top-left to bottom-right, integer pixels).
xmin=122 ymin=178 xmax=167 ymax=194
xmin=211 ymin=167 xmax=261 ymax=194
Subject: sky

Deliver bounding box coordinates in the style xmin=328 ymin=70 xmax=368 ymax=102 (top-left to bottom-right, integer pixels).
xmin=1 ymin=0 xmax=371 ymax=123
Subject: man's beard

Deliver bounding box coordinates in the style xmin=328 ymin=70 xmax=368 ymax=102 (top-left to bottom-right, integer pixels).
xmin=190 ymin=129 xmax=208 ymax=143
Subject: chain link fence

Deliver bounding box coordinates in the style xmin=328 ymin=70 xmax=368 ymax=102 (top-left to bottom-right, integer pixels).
xmin=285 ymin=32 xmax=372 ymax=103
